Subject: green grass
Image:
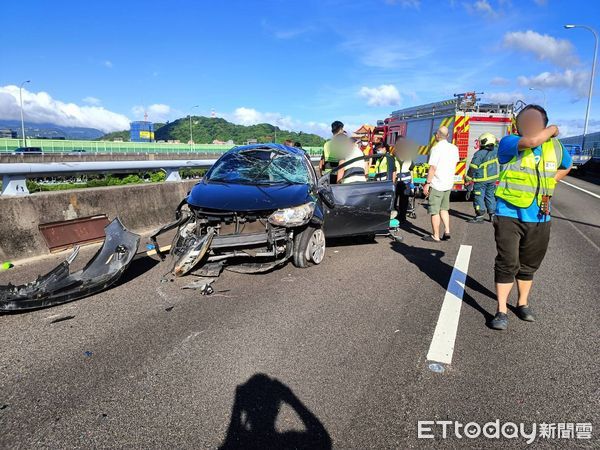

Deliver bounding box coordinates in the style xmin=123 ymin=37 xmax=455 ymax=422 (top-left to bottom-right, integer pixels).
xmin=17 ymin=169 xmax=207 ymax=194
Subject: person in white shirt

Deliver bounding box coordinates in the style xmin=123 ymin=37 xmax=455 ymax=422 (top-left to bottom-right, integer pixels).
xmin=422 ymin=126 xmax=459 ymax=242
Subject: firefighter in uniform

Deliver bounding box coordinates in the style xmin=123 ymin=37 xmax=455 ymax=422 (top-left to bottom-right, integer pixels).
xmin=320 ymin=121 xmax=347 ymax=184
xmin=465 ymin=132 xmax=499 ymax=223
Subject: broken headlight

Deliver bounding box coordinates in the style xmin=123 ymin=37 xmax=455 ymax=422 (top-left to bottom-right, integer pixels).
xmin=268 ymin=202 xmax=315 ymax=227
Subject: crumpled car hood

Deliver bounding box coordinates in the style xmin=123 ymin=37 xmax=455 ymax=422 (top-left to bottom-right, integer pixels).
xmin=187 ymin=181 xmax=314 ymax=211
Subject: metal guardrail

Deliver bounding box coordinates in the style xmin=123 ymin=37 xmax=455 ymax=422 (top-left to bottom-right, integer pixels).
xmin=0 ymin=159 xmax=217 ymax=196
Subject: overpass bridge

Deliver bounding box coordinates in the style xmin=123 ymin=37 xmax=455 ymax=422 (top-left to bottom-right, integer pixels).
xmin=0 ymin=138 xmax=324 ymax=156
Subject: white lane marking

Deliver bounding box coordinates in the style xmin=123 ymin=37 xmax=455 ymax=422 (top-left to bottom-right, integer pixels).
xmin=426 ymin=244 xmax=472 ymax=365
xmin=560 ymin=180 xmax=600 ymax=200
xmin=552 ymin=205 xmax=600 ymax=253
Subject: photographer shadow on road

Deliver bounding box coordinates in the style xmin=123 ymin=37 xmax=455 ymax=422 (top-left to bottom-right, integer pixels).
xmin=219 ymin=373 xmax=332 ymax=450
xmin=390 ymin=241 xmax=495 ymax=322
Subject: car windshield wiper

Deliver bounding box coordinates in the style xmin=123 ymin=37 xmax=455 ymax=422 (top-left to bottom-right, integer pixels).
xmin=249 ymin=153 xmax=285 ymax=184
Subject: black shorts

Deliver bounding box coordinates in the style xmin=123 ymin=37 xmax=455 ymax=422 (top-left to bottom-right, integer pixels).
xmin=493 ymin=215 xmax=551 ymax=283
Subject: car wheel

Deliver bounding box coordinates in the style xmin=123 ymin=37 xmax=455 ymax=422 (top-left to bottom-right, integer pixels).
xmin=293 ymin=226 xmax=325 ymax=268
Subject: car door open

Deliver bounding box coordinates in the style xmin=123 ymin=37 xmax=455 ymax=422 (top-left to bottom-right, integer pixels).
xmin=320 ymin=154 xmax=395 ymax=238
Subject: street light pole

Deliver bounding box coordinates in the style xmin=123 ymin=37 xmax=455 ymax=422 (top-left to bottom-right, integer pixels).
xmin=189 ymin=105 xmax=199 ymax=151
xmin=19 ymin=80 xmax=30 ymax=147
xmin=565 ymin=24 xmax=598 ymax=152
xmin=528 ymin=87 xmax=547 ymax=108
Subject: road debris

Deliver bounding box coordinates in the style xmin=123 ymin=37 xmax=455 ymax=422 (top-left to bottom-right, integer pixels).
xmin=0 ymin=218 xmax=140 ymax=312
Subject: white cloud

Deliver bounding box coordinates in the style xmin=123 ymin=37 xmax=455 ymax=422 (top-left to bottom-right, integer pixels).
xmin=228 ymin=107 xmax=329 ymax=137
xmin=464 ymin=0 xmax=507 ymax=17
xmin=517 ymin=69 xmax=590 ymax=99
xmin=0 ymin=85 xmax=130 ymax=132
xmin=482 ymin=91 xmax=525 ymax=103
xmin=131 ymin=103 xmax=179 ymax=123
xmin=502 ymin=30 xmax=578 ymax=67
xmin=385 ymin=0 xmax=421 ymax=8
xmin=104 ymin=60 xmax=113 ymax=68
xmin=466 ymin=0 xmax=496 ymax=15
xmin=82 ymin=96 xmax=102 ymax=105
xmin=490 ymin=76 xmax=511 ymax=86
xmin=340 ymin=37 xmax=431 ymax=69
xmin=358 ymin=84 xmax=402 ymax=107
xmin=554 ymin=118 xmax=600 ymax=138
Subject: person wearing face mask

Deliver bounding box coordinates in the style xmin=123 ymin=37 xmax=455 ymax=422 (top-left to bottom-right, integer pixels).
xmin=373 ymin=143 xmax=400 ymax=182
xmin=489 ymin=104 xmax=572 ymax=331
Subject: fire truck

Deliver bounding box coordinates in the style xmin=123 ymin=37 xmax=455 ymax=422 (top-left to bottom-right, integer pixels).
xmin=374 ymin=92 xmax=520 ymax=193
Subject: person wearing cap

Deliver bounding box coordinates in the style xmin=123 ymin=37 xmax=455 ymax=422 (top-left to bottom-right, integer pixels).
xmin=320 ymin=121 xmax=347 ymax=183
xmin=465 ymin=132 xmax=499 ymax=223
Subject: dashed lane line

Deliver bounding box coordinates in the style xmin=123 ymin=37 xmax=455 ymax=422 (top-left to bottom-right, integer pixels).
xmin=426 ymin=244 xmax=472 ymax=366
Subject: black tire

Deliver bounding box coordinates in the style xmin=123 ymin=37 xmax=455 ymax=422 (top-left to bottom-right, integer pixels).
xmin=293 ymin=226 xmax=326 ymax=268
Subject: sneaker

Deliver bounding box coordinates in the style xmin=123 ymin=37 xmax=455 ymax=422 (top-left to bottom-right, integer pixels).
xmin=467 ymin=216 xmax=485 ymax=223
xmin=515 ymin=305 xmax=536 ymax=322
xmin=489 ymin=312 xmax=508 ymax=330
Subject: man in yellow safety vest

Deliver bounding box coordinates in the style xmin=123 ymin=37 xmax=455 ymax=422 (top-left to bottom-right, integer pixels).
xmin=320 ymin=121 xmax=347 ymax=183
xmin=489 ymin=105 xmax=572 ymax=331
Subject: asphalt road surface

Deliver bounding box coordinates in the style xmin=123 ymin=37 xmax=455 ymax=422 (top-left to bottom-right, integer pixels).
xmin=1 ymin=175 xmax=598 ymax=449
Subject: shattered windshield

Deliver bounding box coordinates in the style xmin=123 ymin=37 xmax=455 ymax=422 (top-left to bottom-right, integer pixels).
xmin=207 ymin=149 xmax=311 ymax=185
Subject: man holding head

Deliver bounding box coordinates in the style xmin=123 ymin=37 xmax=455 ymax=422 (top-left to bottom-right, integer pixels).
xmin=489 ymin=105 xmax=572 ymax=330
xmin=422 ymin=125 xmax=459 ymax=242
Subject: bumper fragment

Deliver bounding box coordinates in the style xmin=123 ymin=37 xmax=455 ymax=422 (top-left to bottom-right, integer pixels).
xmin=0 ymin=218 xmax=140 ymax=312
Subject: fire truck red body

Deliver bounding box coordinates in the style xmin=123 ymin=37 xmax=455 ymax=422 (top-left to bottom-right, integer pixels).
xmin=374 ymin=92 xmax=517 ymax=192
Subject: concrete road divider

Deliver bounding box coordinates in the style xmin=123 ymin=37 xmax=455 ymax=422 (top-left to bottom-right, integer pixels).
xmin=0 ymin=180 xmax=198 ymax=261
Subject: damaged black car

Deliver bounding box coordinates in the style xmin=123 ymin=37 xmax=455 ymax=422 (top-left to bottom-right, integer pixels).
xmin=151 ymin=143 xmax=396 ymax=276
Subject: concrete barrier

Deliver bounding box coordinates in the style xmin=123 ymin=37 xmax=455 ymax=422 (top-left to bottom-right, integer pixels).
xmin=0 ymin=180 xmax=198 ymax=262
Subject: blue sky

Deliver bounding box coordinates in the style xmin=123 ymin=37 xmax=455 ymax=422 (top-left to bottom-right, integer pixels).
xmin=0 ymin=0 xmax=598 ymax=137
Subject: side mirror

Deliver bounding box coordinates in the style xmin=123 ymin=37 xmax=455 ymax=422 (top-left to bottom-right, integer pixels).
xmin=318 ymin=185 xmax=336 ymax=209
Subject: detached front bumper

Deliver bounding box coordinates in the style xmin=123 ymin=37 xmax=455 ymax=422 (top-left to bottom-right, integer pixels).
xmin=0 ymin=218 xmax=140 ymax=312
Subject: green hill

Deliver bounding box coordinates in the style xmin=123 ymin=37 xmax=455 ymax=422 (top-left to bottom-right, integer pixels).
xmin=102 ymin=116 xmax=325 ymax=146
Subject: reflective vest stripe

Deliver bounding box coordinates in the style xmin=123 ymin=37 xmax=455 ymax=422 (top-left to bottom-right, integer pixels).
xmin=495 ymin=138 xmax=561 ymax=208
xmin=470 ymin=158 xmax=499 ymax=182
